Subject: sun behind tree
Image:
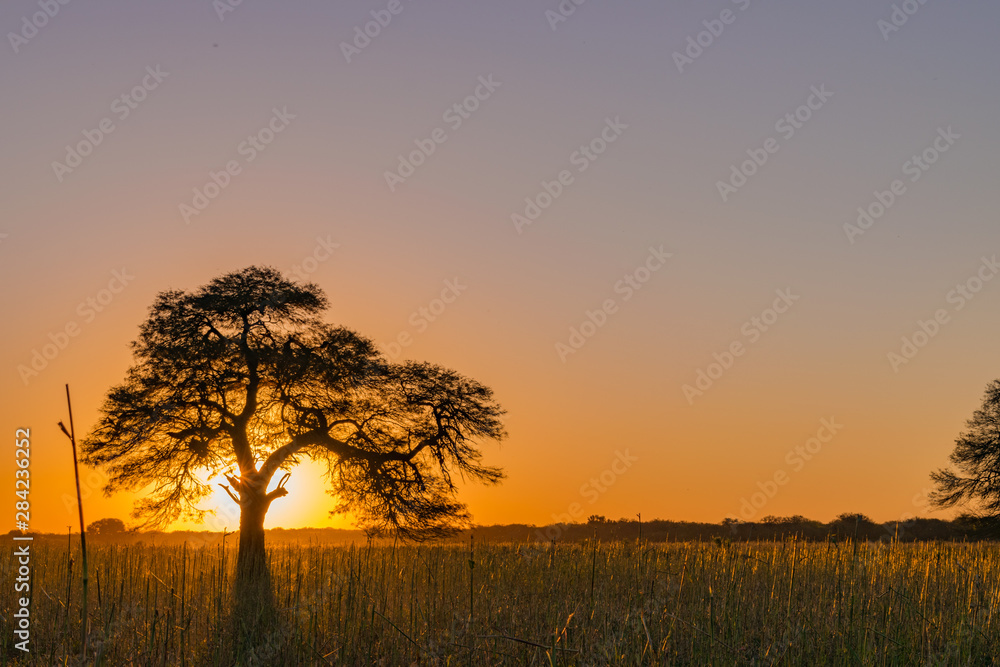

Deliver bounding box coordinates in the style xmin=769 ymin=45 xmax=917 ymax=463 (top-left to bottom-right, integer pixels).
xmin=81 ymin=266 xmax=506 ymax=635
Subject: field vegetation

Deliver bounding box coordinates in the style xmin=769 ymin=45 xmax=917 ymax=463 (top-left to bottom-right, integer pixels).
xmin=3 ymin=536 xmax=998 ymax=665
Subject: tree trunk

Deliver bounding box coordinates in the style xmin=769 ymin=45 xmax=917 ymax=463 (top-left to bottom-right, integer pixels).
xmin=236 ymin=498 xmax=268 ymax=584
xmin=232 ymin=495 xmax=276 ymax=645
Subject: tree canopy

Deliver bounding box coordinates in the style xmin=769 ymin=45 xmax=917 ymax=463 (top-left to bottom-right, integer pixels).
xmin=81 ymin=266 xmax=506 ymax=544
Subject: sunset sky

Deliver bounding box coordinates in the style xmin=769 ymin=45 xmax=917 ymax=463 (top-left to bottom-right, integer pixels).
xmin=3 ymin=0 xmax=1000 ymax=534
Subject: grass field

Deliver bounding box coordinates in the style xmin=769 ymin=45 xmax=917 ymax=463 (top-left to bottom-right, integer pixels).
xmin=3 ymin=538 xmax=998 ymax=665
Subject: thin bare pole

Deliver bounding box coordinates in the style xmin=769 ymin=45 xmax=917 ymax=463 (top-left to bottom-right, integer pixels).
xmin=58 ymin=384 xmax=88 ymax=660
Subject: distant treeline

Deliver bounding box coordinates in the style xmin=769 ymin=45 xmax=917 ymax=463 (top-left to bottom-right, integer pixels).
xmin=9 ymin=513 xmax=999 ymax=547
xmin=509 ymin=514 xmax=1000 ymax=544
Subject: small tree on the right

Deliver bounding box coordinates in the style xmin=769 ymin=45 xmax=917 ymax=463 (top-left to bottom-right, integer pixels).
xmin=930 ymin=380 xmax=1000 ymax=518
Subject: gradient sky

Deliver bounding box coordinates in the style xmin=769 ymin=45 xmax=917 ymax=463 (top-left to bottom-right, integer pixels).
xmin=3 ymin=0 xmax=999 ymax=534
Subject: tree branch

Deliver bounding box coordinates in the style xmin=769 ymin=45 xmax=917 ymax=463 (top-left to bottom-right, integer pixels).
xmin=219 ymin=483 xmax=241 ymax=505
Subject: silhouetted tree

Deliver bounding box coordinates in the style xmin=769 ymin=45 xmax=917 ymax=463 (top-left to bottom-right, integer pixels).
xmin=81 ymin=266 xmax=505 ymax=631
xmin=87 ymin=517 xmax=127 ymax=536
xmin=931 ymin=380 xmax=1000 ymax=521
xmin=829 ymin=513 xmax=881 ymax=540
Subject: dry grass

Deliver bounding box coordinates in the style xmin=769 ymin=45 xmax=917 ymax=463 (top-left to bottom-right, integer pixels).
xmin=2 ymin=538 xmax=999 ymax=665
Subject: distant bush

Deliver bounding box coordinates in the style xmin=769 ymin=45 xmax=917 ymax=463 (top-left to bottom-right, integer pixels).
xmin=87 ymin=517 xmax=127 ymax=536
